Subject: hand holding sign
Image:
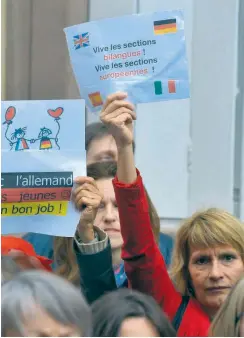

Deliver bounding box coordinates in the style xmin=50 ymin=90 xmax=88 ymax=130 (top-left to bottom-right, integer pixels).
xmin=100 ymin=92 xmax=136 ymax=148
xmin=72 ymin=176 xmax=103 ymax=242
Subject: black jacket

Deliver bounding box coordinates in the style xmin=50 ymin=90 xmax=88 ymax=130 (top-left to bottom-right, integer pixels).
xmin=74 ymin=233 xmax=173 ymax=304
xmin=74 ymin=240 xmax=122 ymax=303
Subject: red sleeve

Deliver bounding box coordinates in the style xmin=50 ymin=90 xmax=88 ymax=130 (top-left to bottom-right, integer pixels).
xmin=113 ymin=170 xmax=182 ymax=320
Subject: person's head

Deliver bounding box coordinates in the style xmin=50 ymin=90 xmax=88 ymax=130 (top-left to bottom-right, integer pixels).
xmin=1 ymin=270 xmax=91 ymax=337
xmin=91 ymin=288 xmax=176 ymax=337
xmin=210 ymin=276 xmax=244 ymax=337
xmin=1 ymin=256 xmax=21 ymax=284
xmin=38 ymin=127 xmax=52 ymax=138
xmin=85 ymin=161 xmax=159 ymax=249
xmin=170 ymin=208 xmax=244 ymax=317
xmin=1 ymin=236 xmax=52 ymax=272
xmin=85 ymin=122 xmax=135 ymax=165
xmin=11 ymin=127 xmax=26 ymax=140
xmin=54 ymin=161 xmax=160 ymax=283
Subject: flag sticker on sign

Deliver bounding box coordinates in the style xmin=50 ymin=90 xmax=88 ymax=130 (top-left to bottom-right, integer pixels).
xmin=88 ymin=92 xmax=103 ymax=107
xmin=153 ymin=19 xmax=177 ymax=35
xmin=154 ymin=81 xmax=163 ymax=95
xmin=154 ymin=80 xmax=176 ymax=95
xmin=73 ymin=33 xmax=89 ymax=49
xmin=168 ymin=80 xmax=176 ymax=93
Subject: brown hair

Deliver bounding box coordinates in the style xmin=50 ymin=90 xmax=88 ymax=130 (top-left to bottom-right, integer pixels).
xmin=170 ymin=208 xmax=244 ymax=296
xmin=54 ymin=161 xmax=160 ymax=284
xmin=210 ymin=276 xmax=244 ymax=336
xmin=85 ymin=122 xmax=135 ymax=153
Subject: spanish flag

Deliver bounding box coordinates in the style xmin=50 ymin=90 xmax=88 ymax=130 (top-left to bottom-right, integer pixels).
xmin=154 ymin=19 xmax=177 ymax=35
xmin=88 ymin=92 xmax=103 ymax=107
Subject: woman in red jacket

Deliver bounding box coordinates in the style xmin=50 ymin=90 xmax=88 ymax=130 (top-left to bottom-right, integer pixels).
xmin=100 ymin=92 xmax=244 ymax=336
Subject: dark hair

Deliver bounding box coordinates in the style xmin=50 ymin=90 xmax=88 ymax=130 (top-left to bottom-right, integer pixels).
xmin=91 ymin=288 xmax=176 ymax=337
xmin=54 ymin=161 xmax=160 ymax=284
xmin=11 ymin=127 xmax=26 ymax=140
xmin=85 ymin=122 xmax=136 ymax=153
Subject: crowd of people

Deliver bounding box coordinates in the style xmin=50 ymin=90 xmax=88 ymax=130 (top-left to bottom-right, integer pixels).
xmin=2 ymin=92 xmax=244 ymax=337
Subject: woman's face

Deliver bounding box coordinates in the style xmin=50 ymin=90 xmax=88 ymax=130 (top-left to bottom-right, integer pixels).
xmin=94 ymin=178 xmax=123 ymax=250
xmin=188 ymin=245 xmax=244 ymax=317
xmin=119 ymin=317 xmax=159 ymax=337
xmin=17 ymin=131 xmax=25 ymax=139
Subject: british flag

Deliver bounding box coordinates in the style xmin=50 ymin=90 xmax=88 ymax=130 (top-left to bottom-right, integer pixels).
xmin=73 ymin=33 xmax=89 ymax=49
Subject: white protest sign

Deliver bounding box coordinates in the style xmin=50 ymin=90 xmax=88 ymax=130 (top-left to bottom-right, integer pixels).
xmin=64 ymin=11 xmax=190 ymax=112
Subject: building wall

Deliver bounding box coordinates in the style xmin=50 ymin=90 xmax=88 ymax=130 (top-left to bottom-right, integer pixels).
xmin=3 ymin=0 xmax=88 ymax=101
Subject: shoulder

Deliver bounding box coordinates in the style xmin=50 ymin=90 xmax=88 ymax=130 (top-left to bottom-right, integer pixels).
xmin=23 ymin=233 xmax=54 ymax=259
xmin=179 ymin=298 xmax=210 ymax=336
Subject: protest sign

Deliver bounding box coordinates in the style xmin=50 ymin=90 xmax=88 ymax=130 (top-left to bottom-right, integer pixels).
xmin=1 ymin=100 xmax=86 ymax=236
xmin=64 ymin=10 xmax=190 ymax=112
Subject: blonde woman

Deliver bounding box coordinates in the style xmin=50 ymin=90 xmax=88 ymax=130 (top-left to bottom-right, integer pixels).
xmin=98 ymin=92 xmax=244 ymax=336
xmin=210 ymin=276 xmax=244 ymax=336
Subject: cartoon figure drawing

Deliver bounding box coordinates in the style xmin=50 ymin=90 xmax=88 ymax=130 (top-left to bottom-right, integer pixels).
xmin=31 ymin=107 xmax=63 ymax=150
xmin=2 ymin=106 xmax=63 ymax=151
xmin=46 ymin=107 xmax=63 ymax=150
xmin=3 ymin=106 xmax=33 ymax=151
xmin=34 ymin=127 xmax=57 ymax=150
xmin=10 ymin=127 xmax=33 ymax=151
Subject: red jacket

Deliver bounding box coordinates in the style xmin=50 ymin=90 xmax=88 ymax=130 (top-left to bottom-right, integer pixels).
xmin=113 ymin=171 xmax=210 ymax=336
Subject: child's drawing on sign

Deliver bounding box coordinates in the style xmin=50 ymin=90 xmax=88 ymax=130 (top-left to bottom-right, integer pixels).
xmin=1 ymin=98 xmax=86 ymax=237
xmin=10 ymin=127 xmax=34 ymax=151
xmin=47 ymin=107 xmax=63 ymax=150
xmin=33 ymin=107 xmax=63 ymax=150
xmin=3 ymin=107 xmax=33 ymax=151
xmin=2 ymin=106 xmax=63 ymax=151
xmin=34 ymin=127 xmax=57 ymax=150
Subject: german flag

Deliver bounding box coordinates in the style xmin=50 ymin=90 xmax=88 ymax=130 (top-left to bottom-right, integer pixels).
xmin=88 ymin=92 xmax=103 ymax=107
xmin=154 ymin=18 xmax=177 ymax=35
xmin=40 ymin=139 xmax=52 ymax=149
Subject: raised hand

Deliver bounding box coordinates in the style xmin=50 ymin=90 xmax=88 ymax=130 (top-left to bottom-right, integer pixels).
xmin=72 ymin=176 xmax=103 ymax=242
xmin=100 ymin=92 xmax=136 ymax=149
